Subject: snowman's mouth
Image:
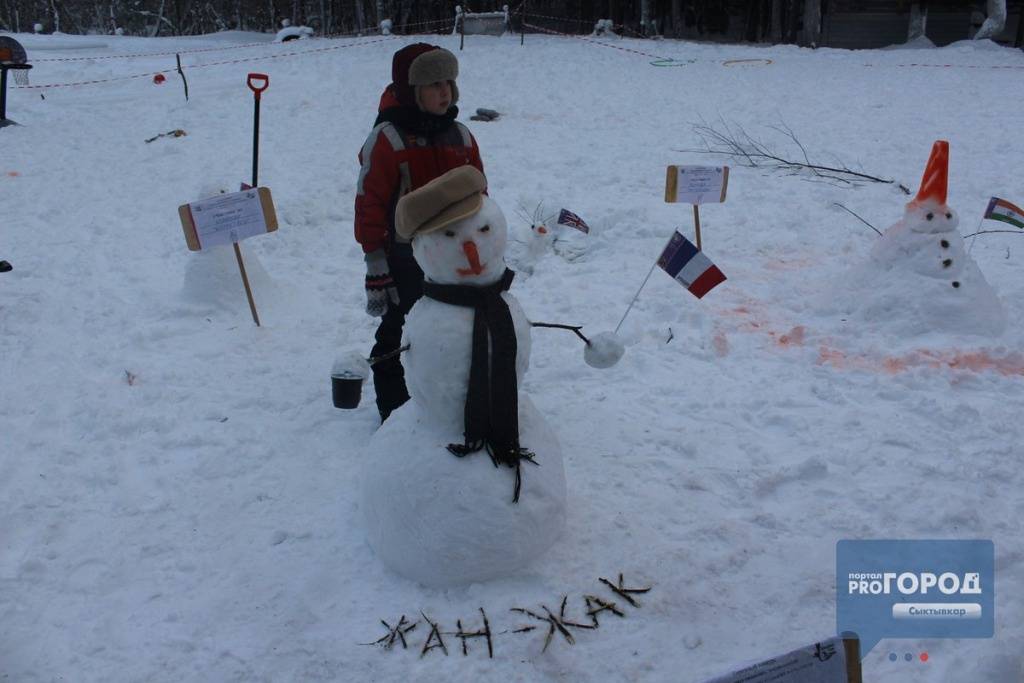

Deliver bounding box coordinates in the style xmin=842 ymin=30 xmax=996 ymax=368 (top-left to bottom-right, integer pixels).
xmin=457 ymin=241 xmax=485 ymax=276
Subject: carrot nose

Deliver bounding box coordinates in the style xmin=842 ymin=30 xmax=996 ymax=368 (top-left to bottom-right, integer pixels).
xmin=457 ymin=241 xmax=485 ymax=276
xmin=536 ymin=225 xmax=548 ymax=234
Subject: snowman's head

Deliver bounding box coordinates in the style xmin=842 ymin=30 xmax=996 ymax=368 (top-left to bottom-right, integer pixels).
xmin=396 ymin=166 xmax=509 ymax=286
xmin=905 ymin=198 xmax=959 ymax=234
xmin=413 ymin=196 xmax=508 ymax=286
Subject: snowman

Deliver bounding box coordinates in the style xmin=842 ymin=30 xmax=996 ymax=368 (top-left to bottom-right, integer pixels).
xmin=360 ymin=166 xmax=568 ymax=587
xmin=828 ymin=141 xmax=1005 ymax=338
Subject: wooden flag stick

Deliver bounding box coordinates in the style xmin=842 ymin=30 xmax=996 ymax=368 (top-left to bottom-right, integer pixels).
xmin=614 ymin=261 xmax=658 ymax=335
xmin=693 ymin=204 xmax=702 ymax=250
xmin=233 ymin=241 xmax=261 ymax=327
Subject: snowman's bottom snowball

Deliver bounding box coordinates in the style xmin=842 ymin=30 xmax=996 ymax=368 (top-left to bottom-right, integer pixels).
xmin=361 ymin=397 xmax=567 ymax=586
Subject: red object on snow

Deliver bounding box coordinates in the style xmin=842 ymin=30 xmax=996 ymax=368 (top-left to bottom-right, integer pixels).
xmin=153 ymin=73 xmax=166 ymax=84
xmin=911 ymin=140 xmax=949 ymax=207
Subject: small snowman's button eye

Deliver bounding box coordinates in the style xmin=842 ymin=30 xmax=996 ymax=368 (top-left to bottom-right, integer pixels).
xmin=444 ymin=229 xmax=456 ymax=237
xmin=480 ymin=224 xmax=491 ymax=233
xmin=945 ymin=212 xmax=952 ymax=219
xmin=926 ymin=212 xmax=934 ymax=221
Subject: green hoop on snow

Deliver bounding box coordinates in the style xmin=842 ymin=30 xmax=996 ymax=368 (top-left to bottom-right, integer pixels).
xmin=650 ymin=58 xmax=697 ymax=67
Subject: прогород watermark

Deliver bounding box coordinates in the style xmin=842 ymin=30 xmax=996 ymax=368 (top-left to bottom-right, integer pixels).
xmin=836 ymin=540 xmax=994 ymax=658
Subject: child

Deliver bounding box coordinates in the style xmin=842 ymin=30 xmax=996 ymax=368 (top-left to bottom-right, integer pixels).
xmin=354 ymin=43 xmax=484 ymax=422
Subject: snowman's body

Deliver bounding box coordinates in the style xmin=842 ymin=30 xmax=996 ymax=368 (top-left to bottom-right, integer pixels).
xmin=361 ymin=196 xmax=567 ymax=587
xmin=404 ymin=293 xmax=532 ymax=430
xmin=835 ymin=200 xmax=1006 ymax=338
xmin=826 ymin=143 xmax=1005 ymax=339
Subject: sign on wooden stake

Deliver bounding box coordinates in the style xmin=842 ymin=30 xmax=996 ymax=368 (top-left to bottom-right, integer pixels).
xmin=178 ymin=187 xmax=278 ymax=326
xmin=664 ymin=165 xmax=729 ymax=250
xmin=178 ymin=187 xmax=277 ymax=251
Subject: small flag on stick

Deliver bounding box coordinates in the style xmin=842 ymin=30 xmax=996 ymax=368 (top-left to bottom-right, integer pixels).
xmin=983 ymin=197 xmax=1024 ymax=229
xmin=657 ymin=231 xmax=726 ymax=299
xmin=557 ymin=208 xmax=590 ymax=234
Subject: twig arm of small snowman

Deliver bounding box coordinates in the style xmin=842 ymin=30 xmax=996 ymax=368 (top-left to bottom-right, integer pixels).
xmin=368 ymin=343 xmax=410 ymax=366
xmin=529 ymin=321 xmax=591 ymax=345
xmin=529 ymin=321 xmax=624 ymax=369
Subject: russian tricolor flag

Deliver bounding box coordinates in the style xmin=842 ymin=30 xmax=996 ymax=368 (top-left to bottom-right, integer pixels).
xmin=657 ymin=231 xmax=727 ymax=299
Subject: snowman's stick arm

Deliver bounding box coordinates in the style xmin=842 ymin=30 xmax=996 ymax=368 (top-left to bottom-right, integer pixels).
xmin=367 ymin=344 xmax=410 ymax=366
xmin=530 ymin=321 xmax=591 ymax=346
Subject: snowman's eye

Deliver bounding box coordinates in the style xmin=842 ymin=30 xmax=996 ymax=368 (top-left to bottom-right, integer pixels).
xmin=444 ymin=229 xmax=456 ymax=237
xmin=926 ymin=213 xmax=934 ymax=221
xmin=945 ymin=212 xmax=952 ymax=219
xmin=479 ymin=225 xmax=490 ymax=233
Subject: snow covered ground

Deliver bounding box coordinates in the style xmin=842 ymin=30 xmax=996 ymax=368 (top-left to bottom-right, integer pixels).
xmin=2 ymin=28 xmax=1023 ymax=682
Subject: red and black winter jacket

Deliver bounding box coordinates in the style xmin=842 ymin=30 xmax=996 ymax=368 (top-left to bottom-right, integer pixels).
xmin=354 ymin=89 xmax=484 ymax=255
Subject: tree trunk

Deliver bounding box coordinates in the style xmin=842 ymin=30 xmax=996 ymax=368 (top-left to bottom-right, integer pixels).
xmin=639 ymin=0 xmax=650 ymax=35
xmin=908 ymin=2 xmax=928 ymax=41
xmin=770 ymin=0 xmax=783 ymax=42
xmin=801 ymin=0 xmax=820 ymax=47
xmin=974 ymin=0 xmax=1007 ymax=40
xmin=354 ymin=0 xmax=365 ymax=33
xmin=1016 ymin=4 xmax=1024 ymax=47
xmin=670 ymin=0 xmax=681 ymax=37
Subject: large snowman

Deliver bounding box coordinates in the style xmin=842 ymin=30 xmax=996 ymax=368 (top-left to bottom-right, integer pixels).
xmin=360 ymin=166 xmax=567 ymax=587
xmin=827 ymin=141 xmax=1005 ymax=338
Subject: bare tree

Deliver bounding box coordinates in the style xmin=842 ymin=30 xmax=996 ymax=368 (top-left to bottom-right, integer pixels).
xmin=801 ymin=0 xmax=821 ymax=47
xmin=908 ymin=2 xmax=928 ymax=41
xmin=974 ymin=0 xmax=1007 ymax=40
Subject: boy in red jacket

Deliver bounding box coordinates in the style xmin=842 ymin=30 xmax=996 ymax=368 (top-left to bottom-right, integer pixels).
xmin=355 ymin=43 xmax=484 ymax=422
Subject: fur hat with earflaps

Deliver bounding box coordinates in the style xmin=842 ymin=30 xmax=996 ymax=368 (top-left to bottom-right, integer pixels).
xmin=395 ymin=166 xmax=487 ymax=241
xmin=390 ymin=43 xmax=460 ymax=110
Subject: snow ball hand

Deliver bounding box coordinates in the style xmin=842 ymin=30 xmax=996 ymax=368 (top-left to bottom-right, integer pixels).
xmin=584 ymin=331 xmax=625 ymax=369
xmin=364 ymin=250 xmax=400 ymax=317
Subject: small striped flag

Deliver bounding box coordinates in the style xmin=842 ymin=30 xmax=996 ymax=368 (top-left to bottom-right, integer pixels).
xmin=657 ymin=231 xmax=727 ymax=299
xmin=557 ymin=208 xmax=590 ymax=234
xmin=984 ymin=197 xmax=1024 ymax=229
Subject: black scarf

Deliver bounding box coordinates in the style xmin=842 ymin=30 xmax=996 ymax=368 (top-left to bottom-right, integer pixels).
xmin=422 ymin=268 xmax=537 ymax=503
xmin=375 ymin=105 xmax=459 ymax=136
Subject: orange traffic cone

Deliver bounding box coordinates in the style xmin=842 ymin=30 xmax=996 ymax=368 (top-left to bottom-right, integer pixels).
xmin=910 ymin=140 xmax=949 ymax=208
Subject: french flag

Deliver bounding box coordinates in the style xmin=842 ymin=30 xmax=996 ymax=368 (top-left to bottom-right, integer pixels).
xmin=657 ymin=231 xmax=727 ymax=299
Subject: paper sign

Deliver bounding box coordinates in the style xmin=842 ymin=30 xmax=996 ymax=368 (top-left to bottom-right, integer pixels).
xmin=700 ymin=637 xmax=861 ymax=683
xmin=178 ymin=187 xmax=278 ymax=251
xmin=665 ymin=165 xmax=729 ymax=204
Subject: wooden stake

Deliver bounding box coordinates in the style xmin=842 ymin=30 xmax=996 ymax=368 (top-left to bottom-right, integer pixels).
xmin=233 ymin=241 xmax=261 ymax=327
xmin=520 ymin=0 xmax=526 ymax=45
xmin=693 ymin=204 xmax=702 ymax=250
xmin=175 ymin=53 xmax=189 ymax=102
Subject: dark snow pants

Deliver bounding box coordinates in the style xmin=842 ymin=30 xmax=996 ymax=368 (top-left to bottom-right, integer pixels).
xmin=370 ymin=245 xmax=423 ymax=421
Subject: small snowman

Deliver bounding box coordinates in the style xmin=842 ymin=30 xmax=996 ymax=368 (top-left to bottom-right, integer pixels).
xmin=829 ymin=141 xmax=1005 ymax=337
xmin=360 ymin=167 xmax=567 ymax=587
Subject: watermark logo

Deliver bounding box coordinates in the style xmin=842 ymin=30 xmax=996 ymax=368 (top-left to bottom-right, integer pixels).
xmin=836 ymin=540 xmax=994 ymax=657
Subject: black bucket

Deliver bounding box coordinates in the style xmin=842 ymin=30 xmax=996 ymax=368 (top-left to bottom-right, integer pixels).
xmin=331 ymin=372 xmax=364 ymax=409
xmin=331 ymin=352 xmax=370 ymax=409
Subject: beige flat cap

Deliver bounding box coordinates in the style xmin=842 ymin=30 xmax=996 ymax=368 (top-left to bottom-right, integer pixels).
xmin=395 ymin=165 xmax=487 ymax=240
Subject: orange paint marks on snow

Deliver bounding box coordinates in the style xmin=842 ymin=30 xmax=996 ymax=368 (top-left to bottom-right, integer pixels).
xmin=817 ymin=346 xmax=849 ymax=368
xmin=712 ymin=330 xmax=730 ymax=357
xmin=816 ymin=345 xmax=1024 ymax=377
xmin=933 ymin=350 xmax=1024 ymax=376
xmin=6 ymin=171 xmax=19 ymax=177
xmin=777 ymin=326 xmax=805 ymax=347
